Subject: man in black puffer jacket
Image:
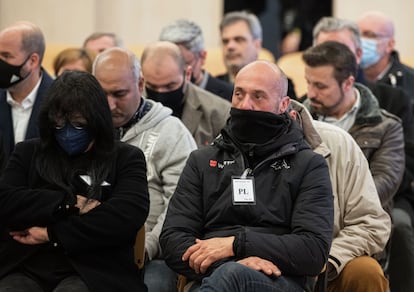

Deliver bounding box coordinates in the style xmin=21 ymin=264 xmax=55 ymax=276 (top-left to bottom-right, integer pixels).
xmin=160 ymin=60 xmax=334 ymax=292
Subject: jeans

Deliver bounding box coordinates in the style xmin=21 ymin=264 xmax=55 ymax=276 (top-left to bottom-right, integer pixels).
xmin=190 ymin=262 xmax=303 ymax=292
xmin=389 ymin=206 xmax=414 ymax=292
xmin=0 ymin=273 xmax=89 ymax=292
xmin=144 ymin=259 xmax=178 ymax=292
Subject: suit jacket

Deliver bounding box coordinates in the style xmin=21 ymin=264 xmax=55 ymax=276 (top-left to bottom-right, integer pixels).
xmin=204 ymin=72 xmax=233 ymax=102
xmin=0 ymin=69 xmax=54 ymax=159
xmin=181 ymin=82 xmax=231 ymax=147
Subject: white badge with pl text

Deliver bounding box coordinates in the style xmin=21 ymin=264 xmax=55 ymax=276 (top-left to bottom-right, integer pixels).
xmin=231 ymin=169 xmax=256 ymax=205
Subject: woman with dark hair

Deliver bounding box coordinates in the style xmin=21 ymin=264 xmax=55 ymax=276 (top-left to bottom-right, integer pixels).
xmin=0 ymin=71 xmax=149 ymax=292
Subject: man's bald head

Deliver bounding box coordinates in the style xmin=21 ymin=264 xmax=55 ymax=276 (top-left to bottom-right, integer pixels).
xmin=141 ymin=41 xmax=186 ymax=72
xmin=232 ymin=60 xmax=290 ymax=114
xmin=93 ymin=47 xmax=140 ymax=82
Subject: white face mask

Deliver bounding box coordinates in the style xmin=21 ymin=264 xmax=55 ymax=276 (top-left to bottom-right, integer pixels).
xmin=360 ymin=38 xmax=381 ymax=69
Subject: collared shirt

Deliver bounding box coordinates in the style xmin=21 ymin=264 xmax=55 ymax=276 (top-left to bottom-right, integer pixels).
xmin=319 ymin=88 xmax=360 ymax=132
xmin=7 ymin=77 xmax=42 ymax=144
xmin=199 ymin=70 xmax=209 ymax=89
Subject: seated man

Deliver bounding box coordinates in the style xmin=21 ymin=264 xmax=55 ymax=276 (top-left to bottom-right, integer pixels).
xmin=302 ymin=41 xmax=404 ymax=216
xmin=141 ymin=41 xmax=231 ymax=147
xmin=290 ymin=100 xmax=391 ymax=292
xmin=160 ymin=60 xmax=334 ymax=291
xmin=159 ymin=19 xmax=234 ymax=101
xmin=93 ymin=47 xmax=198 ymax=292
xmin=357 ymin=11 xmax=414 ymax=100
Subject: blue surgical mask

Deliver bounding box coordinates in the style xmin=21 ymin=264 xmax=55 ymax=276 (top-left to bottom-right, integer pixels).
xmin=55 ymin=123 xmax=92 ymax=156
xmin=360 ymin=38 xmax=381 ymax=69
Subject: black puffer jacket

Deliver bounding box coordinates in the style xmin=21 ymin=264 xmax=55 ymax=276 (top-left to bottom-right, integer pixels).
xmin=160 ymin=119 xmax=334 ymax=288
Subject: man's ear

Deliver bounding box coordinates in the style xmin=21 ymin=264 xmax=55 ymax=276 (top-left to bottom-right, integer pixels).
xmin=138 ymin=75 xmax=144 ymax=92
xmin=184 ymin=65 xmax=192 ymax=82
xmin=29 ymin=53 xmax=40 ymax=68
xmin=279 ymin=96 xmax=291 ymax=114
xmin=386 ymin=37 xmax=396 ymax=54
xmin=342 ymin=75 xmax=355 ymax=92
xmin=199 ymin=50 xmax=207 ymax=66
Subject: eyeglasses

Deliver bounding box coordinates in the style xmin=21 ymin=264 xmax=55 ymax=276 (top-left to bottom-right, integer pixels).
xmin=54 ymin=119 xmax=88 ymax=130
xmin=361 ymin=31 xmax=391 ymax=39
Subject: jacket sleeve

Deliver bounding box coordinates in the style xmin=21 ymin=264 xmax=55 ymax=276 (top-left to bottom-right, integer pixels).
xmin=326 ymin=132 xmax=391 ymax=277
xmin=160 ymin=151 xmax=206 ymax=280
xmin=369 ymin=114 xmax=405 ymax=211
xmin=145 ymin=128 xmax=197 ymax=260
xmin=50 ymin=145 xmax=149 ymax=254
xmin=0 ymin=142 xmax=67 ymax=228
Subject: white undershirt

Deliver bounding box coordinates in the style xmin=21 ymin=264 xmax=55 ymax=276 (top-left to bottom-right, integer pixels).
xmin=319 ymin=88 xmax=361 ymax=132
xmin=7 ymin=77 xmax=42 ymax=144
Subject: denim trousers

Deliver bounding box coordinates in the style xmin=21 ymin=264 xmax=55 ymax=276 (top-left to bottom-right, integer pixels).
xmin=144 ymin=259 xmax=178 ymax=292
xmin=0 ymin=273 xmax=89 ymax=292
xmin=189 ymin=262 xmax=303 ymax=292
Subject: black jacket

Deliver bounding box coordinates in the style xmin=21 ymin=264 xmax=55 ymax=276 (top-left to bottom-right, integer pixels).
xmin=0 ymin=140 xmax=149 ymax=292
xmin=378 ymin=51 xmax=414 ymax=102
xmin=204 ymin=72 xmax=233 ymax=102
xmin=160 ymin=119 xmax=333 ymax=288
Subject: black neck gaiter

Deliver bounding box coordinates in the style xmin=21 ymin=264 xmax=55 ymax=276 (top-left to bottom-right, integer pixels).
xmin=229 ymin=107 xmax=291 ymax=144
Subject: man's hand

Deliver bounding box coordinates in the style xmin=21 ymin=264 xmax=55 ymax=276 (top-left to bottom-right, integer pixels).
xmin=10 ymin=227 xmax=49 ymax=245
xmin=76 ymin=195 xmax=101 ymax=214
xmin=182 ymin=236 xmax=235 ymax=274
xmin=237 ymin=256 xmax=281 ymax=277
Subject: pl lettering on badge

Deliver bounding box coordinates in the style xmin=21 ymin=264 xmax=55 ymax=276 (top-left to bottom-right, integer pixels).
xmin=232 ymin=170 xmax=256 ymax=205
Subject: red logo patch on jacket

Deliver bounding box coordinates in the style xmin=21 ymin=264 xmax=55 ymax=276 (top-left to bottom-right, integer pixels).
xmin=209 ymin=160 xmax=217 ymax=167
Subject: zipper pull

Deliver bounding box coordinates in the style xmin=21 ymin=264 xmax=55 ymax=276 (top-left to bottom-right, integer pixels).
xmin=241 ymin=168 xmax=251 ymax=179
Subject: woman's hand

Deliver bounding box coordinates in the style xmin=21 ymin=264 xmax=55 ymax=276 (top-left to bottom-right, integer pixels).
xmin=10 ymin=227 xmax=49 ymax=245
xmin=76 ymin=195 xmax=101 ymax=214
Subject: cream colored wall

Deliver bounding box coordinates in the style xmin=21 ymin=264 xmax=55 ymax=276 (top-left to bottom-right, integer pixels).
xmin=0 ymin=0 xmax=223 ymax=48
xmin=333 ymin=0 xmax=414 ymax=60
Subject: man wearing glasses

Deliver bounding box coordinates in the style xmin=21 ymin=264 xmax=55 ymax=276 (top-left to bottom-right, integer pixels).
xmin=357 ymin=11 xmax=414 ymax=100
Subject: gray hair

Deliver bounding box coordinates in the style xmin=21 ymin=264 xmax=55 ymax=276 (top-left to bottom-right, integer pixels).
xmin=313 ymin=17 xmax=361 ymax=49
xmin=13 ymin=22 xmax=46 ymax=63
xmin=220 ymin=11 xmax=262 ymax=40
xmin=83 ymin=32 xmax=124 ymax=48
xmin=159 ymin=19 xmax=204 ymax=55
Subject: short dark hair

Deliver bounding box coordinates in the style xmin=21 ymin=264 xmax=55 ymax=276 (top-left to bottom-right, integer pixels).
xmin=302 ymin=41 xmax=357 ymax=85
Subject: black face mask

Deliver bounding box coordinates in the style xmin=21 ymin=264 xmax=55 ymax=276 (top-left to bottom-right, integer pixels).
xmin=0 ymin=55 xmax=31 ymax=89
xmin=230 ymin=107 xmax=291 ymax=144
xmin=145 ymin=80 xmax=185 ymax=118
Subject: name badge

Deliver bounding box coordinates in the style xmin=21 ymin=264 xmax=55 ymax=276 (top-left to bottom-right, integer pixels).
xmin=232 ymin=176 xmax=256 ymax=205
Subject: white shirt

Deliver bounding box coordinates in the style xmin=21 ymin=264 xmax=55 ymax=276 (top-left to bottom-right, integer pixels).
xmin=7 ymin=77 xmax=42 ymax=144
xmin=319 ymin=88 xmax=361 ymax=132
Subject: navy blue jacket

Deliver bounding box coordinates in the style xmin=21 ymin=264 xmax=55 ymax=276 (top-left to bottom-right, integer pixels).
xmin=0 ymin=69 xmax=54 ymax=160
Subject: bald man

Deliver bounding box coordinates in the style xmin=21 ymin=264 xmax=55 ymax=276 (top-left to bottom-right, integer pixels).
xmin=160 ymin=60 xmax=333 ymax=291
xmin=0 ymin=21 xmax=53 ymax=160
xmin=357 ymin=11 xmax=414 ymax=100
xmin=93 ymin=47 xmax=197 ymax=291
xmin=141 ymin=41 xmax=231 ymax=147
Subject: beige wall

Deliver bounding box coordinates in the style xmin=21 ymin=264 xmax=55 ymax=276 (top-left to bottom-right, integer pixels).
xmin=334 ymin=0 xmax=414 ymax=59
xmin=1 ymin=0 xmax=413 ymax=60
xmin=0 ymin=0 xmax=223 ymax=48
